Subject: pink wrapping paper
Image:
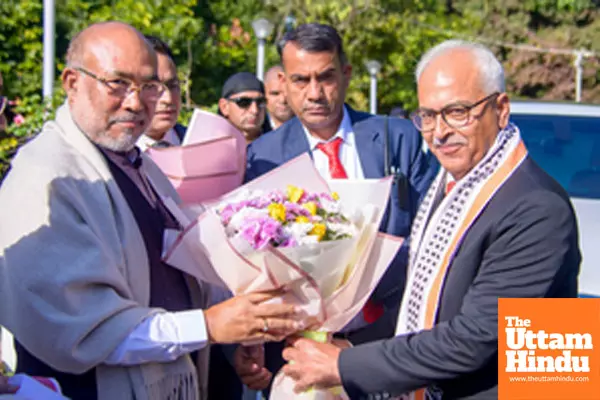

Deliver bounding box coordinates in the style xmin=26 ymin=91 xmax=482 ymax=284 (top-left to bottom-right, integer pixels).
xmin=158 ymin=153 xmax=405 ymax=399
xmin=147 ymin=109 xmax=246 ymax=205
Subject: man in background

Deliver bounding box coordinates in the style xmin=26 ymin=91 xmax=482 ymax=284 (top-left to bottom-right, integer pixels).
xmin=137 ymin=35 xmax=185 ymax=150
xmin=218 ymin=72 xmax=267 ymax=143
xmin=263 ymin=65 xmax=294 ymax=131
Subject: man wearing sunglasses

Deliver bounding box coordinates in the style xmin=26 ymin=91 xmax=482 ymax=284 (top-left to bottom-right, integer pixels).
xmin=218 ymin=72 xmax=268 ymax=142
xmin=279 ymin=40 xmax=580 ymax=400
xmin=0 ymin=22 xmax=306 ymax=400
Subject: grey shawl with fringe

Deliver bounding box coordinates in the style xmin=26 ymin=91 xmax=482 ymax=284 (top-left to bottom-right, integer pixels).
xmin=0 ymin=103 xmax=210 ymax=399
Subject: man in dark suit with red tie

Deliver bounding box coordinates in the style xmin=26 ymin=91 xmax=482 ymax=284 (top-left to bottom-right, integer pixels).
xmin=236 ymin=23 xmax=436 ymax=396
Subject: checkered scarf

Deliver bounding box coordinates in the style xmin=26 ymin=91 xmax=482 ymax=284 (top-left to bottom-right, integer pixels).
xmin=393 ymin=123 xmax=527 ymax=400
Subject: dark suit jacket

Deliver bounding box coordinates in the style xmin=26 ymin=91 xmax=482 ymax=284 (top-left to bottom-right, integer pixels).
xmin=246 ymin=106 xmax=437 ymax=337
xmin=338 ymin=157 xmax=581 ymax=400
xmin=173 ymin=123 xmax=186 ymax=142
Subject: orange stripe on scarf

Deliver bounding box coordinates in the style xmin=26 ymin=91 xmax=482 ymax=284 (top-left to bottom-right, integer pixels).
xmin=424 ymin=140 xmax=527 ymax=329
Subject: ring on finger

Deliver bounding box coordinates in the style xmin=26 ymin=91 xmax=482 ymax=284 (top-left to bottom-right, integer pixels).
xmin=262 ymin=318 xmax=269 ymax=333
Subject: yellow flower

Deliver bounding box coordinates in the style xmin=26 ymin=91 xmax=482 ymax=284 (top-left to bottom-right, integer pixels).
xmin=296 ymin=216 xmax=310 ymax=224
xmin=331 ymin=192 xmax=340 ymax=201
xmin=309 ymin=223 xmax=327 ymax=241
xmin=268 ymin=203 xmax=286 ymax=222
xmin=287 ymin=185 xmax=304 ymax=203
xmin=303 ymin=202 xmax=318 ymax=216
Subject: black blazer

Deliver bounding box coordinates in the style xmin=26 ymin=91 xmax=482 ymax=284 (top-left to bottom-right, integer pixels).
xmin=338 ymin=157 xmax=581 ymax=400
xmin=173 ymin=123 xmax=186 ymax=142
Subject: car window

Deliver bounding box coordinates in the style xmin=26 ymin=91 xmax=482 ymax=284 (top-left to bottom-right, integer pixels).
xmin=510 ymin=113 xmax=600 ymax=199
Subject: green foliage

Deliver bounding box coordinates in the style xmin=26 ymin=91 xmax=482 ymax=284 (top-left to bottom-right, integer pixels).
xmin=454 ymin=0 xmax=600 ymax=102
xmin=0 ymin=1 xmax=44 ymax=100
xmin=0 ymin=89 xmax=65 ymax=176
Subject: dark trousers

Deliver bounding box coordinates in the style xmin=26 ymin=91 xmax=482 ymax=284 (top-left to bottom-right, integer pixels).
xmin=208 ymin=345 xmax=243 ymax=399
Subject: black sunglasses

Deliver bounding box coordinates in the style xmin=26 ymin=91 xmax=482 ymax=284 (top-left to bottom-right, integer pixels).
xmin=227 ymin=96 xmax=266 ymax=109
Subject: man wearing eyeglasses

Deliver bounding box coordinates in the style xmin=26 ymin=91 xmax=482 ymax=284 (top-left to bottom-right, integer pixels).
xmin=0 ymin=22 xmax=307 ymax=400
xmin=136 ymin=35 xmax=186 ymax=151
xmin=218 ymin=72 xmax=268 ymax=143
xmin=279 ymin=40 xmax=580 ymax=400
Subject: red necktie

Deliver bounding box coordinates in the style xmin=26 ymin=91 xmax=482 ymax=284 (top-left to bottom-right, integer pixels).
xmin=445 ymin=181 xmax=456 ymax=195
xmin=317 ymin=137 xmax=384 ymax=324
xmin=316 ymin=137 xmax=348 ymax=179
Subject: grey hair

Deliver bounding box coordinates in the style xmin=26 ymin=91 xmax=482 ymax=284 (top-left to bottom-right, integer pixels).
xmin=415 ymin=39 xmax=505 ymax=94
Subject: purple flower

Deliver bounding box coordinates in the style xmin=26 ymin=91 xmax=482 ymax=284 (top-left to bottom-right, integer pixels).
xmin=283 ymin=202 xmax=311 ymax=220
xmin=319 ymin=192 xmax=334 ymax=202
xmin=267 ymin=190 xmax=286 ymax=204
xmin=239 ymin=216 xmax=285 ymax=250
xmin=279 ymin=237 xmax=298 ymax=248
xmin=219 ymin=204 xmax=237 ymax=224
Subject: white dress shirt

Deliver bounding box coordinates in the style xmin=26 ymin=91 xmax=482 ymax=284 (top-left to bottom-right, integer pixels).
xmin=302 ymin=106 xmax=365 ymax=180
xmin=136 ymin=128 xmax=181 ymax=152
xmin=302 ymin=107 xmax=371 ymax=333
xmin=104 ymin=310 xmax=207 ymax=365
xmin=104 ymin=286 xmax=232 ymax=365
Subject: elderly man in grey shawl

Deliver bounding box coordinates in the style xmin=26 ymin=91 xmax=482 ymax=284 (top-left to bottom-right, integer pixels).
xmin=0 ymin=21 xmax=305 ymax=400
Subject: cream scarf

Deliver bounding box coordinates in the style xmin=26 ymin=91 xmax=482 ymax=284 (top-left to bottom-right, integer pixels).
xmin=394 ymin=123 xmax=528 ymax=400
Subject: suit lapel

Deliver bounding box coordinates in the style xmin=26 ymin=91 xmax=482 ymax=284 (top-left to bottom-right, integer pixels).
xmin=349 ymin=108 xmax=385 ymax=178
xmin=282 ymin=118 xmax=312 ymax=162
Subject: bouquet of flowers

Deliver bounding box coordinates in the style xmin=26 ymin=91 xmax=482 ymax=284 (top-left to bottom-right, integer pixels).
xmin=159 ymin=153 xmax=404 ymax=399
xmin=219 ymin=185 xmax=357 ymax=250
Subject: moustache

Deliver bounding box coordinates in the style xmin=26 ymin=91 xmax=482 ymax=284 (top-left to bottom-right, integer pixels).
xmin=303 ymin=101 xmax=329 ymax=111
xmin=109 ymin=114 xmax=145 ymax=125
xmin=432 ymin=135 xmax=468 ymax=148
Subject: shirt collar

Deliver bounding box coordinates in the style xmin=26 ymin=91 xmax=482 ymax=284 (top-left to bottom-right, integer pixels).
xmin=303 ymin=106 xmax=353 ymax=150
xmin=137 ymin=128 xmax=180 ymax=151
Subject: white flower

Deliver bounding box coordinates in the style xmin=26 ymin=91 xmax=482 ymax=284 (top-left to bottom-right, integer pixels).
xmin=327 ymin=222 xmax=358 ymax=238
xmin=321 ymin=199 xmax=341 ymax=214
xmin=227 ymin=206 xmax=269 ymax=234
xmin=283 ymin=222 xmax=313 ymax=240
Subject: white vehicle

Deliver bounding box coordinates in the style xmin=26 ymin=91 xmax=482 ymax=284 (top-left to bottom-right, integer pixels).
xmin=510 ymin=101 xmax=600 ymax=298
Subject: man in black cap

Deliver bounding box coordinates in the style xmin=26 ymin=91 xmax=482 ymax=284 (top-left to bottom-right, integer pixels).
xmin=218 ymin=72 xmax=268 ymax=142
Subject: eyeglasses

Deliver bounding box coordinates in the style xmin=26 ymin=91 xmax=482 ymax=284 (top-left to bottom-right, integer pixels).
xmin=0 ymin=96 xmax=7 ymax=117
xmin=74 ymin=67 xmax=165 ymax=101
xmin=227 ymin=96 xmax=267 ymax=109
xmin=410 ymin=92 xmax=500 ymax=132
xmin=163 ymin=79 xmax=181 ymax=92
